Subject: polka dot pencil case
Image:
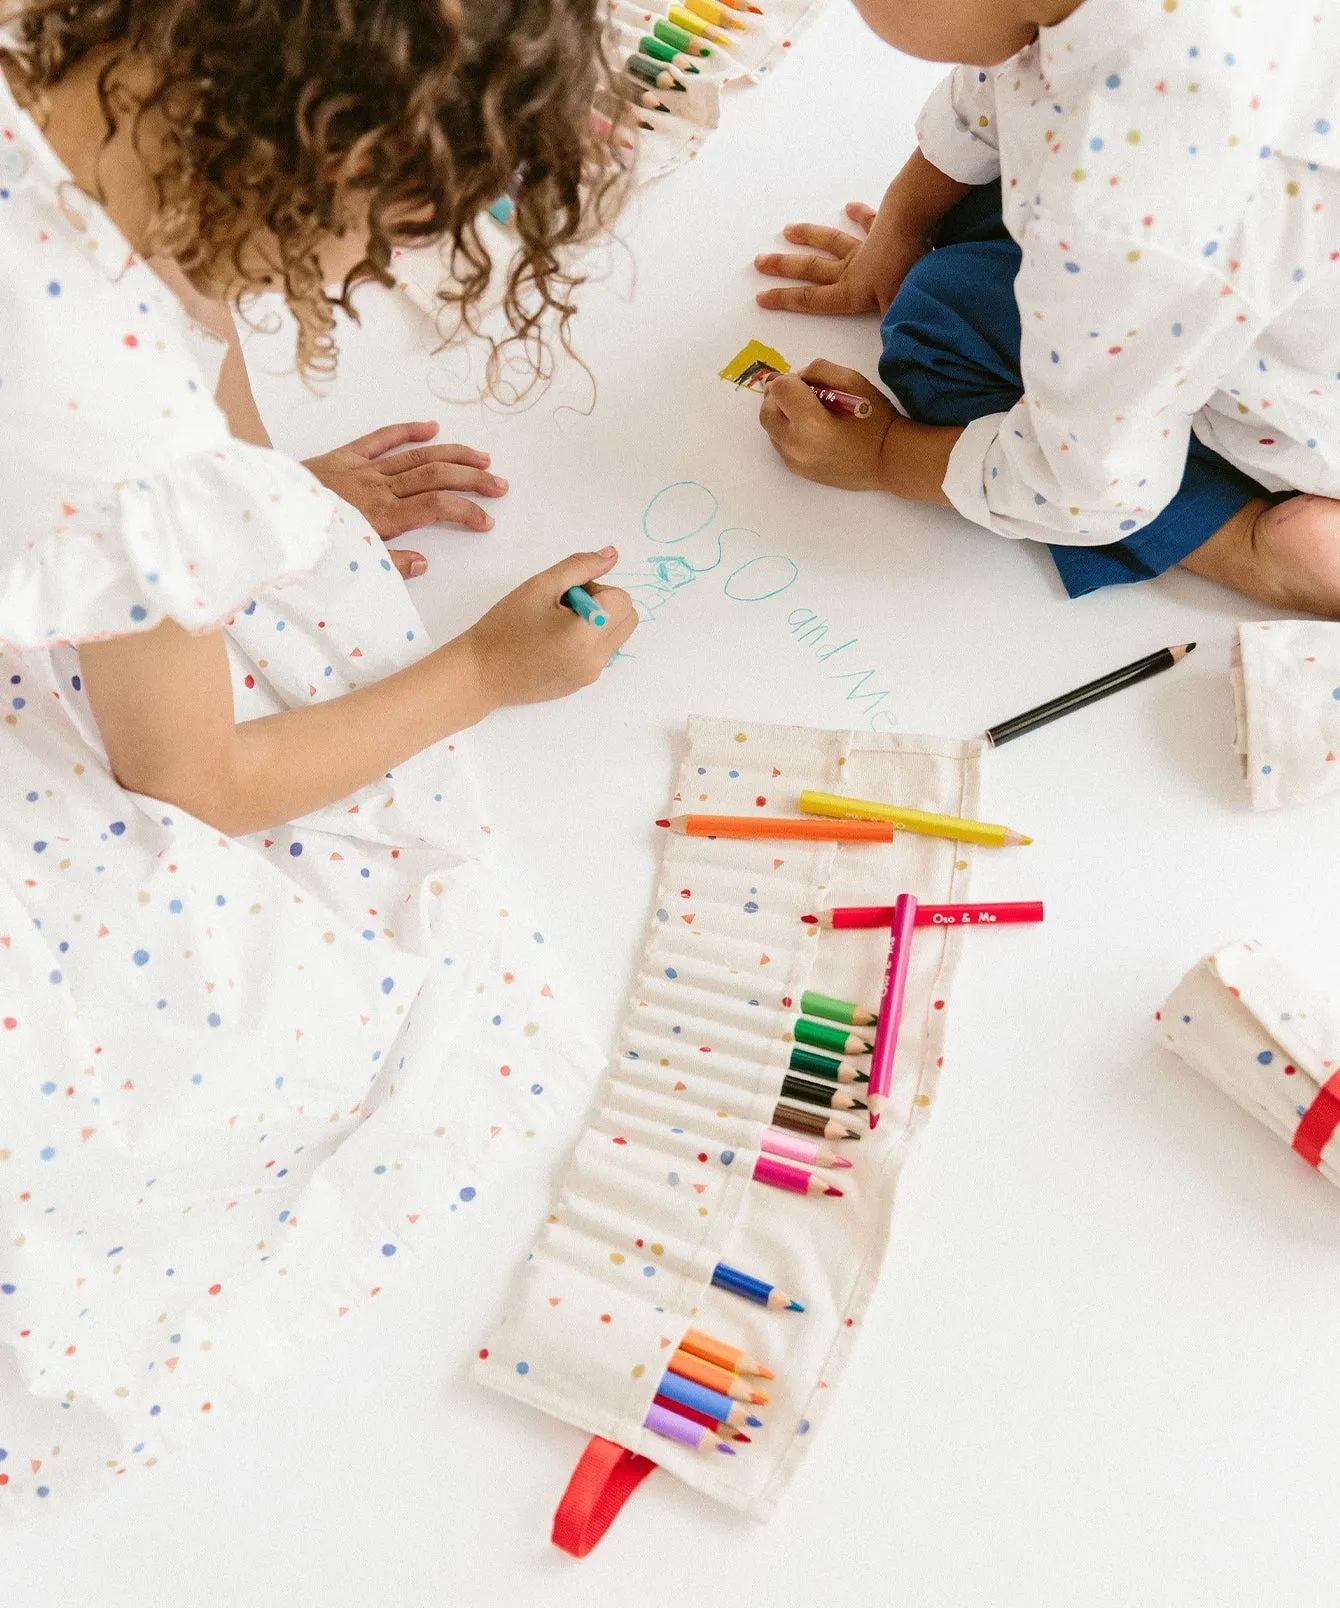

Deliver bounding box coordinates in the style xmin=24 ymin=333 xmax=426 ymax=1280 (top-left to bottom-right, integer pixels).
xmin=473 ymin=716 xmax=983 ymax=1523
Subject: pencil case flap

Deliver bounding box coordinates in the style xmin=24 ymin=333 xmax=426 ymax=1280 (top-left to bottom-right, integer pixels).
xmin=1231 ymin=620 xmax=1340 ymax=810
xmin=1158 ymin=940 xmax=1340 ymax=1180
xmin=475 ymin=716 xmax=983 ymax=1520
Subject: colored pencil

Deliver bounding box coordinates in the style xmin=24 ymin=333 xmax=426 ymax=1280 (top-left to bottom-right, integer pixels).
xmin=669 ymin=1347 xmax=769 ymax=1402
xmin=780 ymin=1073 xmax=866 ymax=1112
xmin=793 ymin=1017 xmax=871 ymax=1057
xmin=716 ymin=0 xmax=764 ymax=12
xmin=866 ymin=894 xmax=917 ymax=1131
xmin=753 ymin=1153 xmax=843 ymax=1198
xmin=626 ymin=51 xmax=687 ymax=90
xmin=563 ymin=584 xmax=607 ymax=627
xmin=687 ymin=0 xmax=747 ymax=28
xmin=800 ymin=989 xmax=878 ymax=1028
xmin=755 ymin=369 xmax=873 ymax=418
xmin=711 ymin=1263 xmax=802 ymax=1314
xmin=803 ymin=900 xmax=1045 ymax=930
xmin=681 ymin=1325 xmax=777 ymax=1376
xmin=770 ymin=1102 xmax=861 ymax=1142
xmin=638 ymin=35 xmax=699 ymax=70
xmin=789 ymin=1045 xmax=866 ymax=1084
xmin=655 ymin=14 xmax=712 ymax=51
xmin=645 ymin=1400 xmax=737 ymax=1454
xmin=652 ymin=1394 xmax=751 ymax=1441
xmin=657 ymin=1369 xmax=761 ymax=1430
xmin=799 ymin=789 xmax=1031 ymax=848
xmin=667 ymin=5 xmax=730 ymax=45
xmin=618 ymin=76 xmax=673 ymax=113
xmin=985 ymin=643 xmax=1196 ymax=747
xmin=659 ymin=814 xmax=894 ymax=843
xmin=762 ymin=1126 xmax=852 ymax=1170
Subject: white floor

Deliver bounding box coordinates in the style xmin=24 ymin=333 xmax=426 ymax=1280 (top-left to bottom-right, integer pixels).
xmin=11 ymin=7 xmax=1340 ymax=1604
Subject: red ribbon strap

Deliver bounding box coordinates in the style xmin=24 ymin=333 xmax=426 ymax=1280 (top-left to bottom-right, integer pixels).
xmin=551 ymin=1435 xmax=657 ymax=1558
xmin=1292 ymin=1070 xmax=1340 ymax=1169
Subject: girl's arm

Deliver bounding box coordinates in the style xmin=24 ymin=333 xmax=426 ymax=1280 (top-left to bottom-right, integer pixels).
xmin=79 ymin=548 xmax=635 ymax=837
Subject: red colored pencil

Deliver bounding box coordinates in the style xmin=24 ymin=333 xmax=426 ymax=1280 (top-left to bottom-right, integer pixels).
xmin=802 ymin=900 xmax=1044 ymax=930
xmin=660 ymin=815 xmax=893 ymax=843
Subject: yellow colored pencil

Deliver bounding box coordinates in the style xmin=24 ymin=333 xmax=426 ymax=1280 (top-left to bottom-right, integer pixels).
xmin=667 ymin=4 xmax=731 ymax=43
xmin=798 ymin=789 xmax=1033 ymax=849
xmin=686 ymin=0 xmax=748 ymax=26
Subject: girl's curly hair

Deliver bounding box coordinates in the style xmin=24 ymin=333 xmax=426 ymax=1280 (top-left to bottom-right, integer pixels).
xmin=2 ymin=0 xmax=631 ymax=382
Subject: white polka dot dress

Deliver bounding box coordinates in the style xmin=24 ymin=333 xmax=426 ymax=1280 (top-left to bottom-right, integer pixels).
xmin=0 ymin=74 xmax=601 ymax=1516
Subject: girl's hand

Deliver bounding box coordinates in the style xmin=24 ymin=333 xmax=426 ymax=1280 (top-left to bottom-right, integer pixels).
xmin=461 ymin=547 xmax=637 ymax=708
xmin=303 ymin=420 xmax=509 ymax=579
xmin=758 ymin=361 xmax=897 ymax=490
xmin=753 ymin=203 xmax=933 ymax=318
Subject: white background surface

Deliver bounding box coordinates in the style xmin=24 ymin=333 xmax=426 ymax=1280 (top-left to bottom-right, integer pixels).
xmin=11 ymin=7 xmax=1340 ymax=1603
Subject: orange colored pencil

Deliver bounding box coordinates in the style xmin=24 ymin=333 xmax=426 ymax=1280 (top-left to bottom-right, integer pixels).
xmin=680 ymin=1327 xmax=775 ymax=1380
xmin=658 ymin=814 xmax=894 ymax=844
xmin=668 ymin=1347 xmax=770 ymax=1404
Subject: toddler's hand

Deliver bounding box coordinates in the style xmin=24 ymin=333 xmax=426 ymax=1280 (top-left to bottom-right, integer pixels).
xmin=303 ymin=421 xmax=508 ymax=579
xmin=462 ymin=547 xmax=637 ymax=709
xmin=759 ymin=361 xmax=896 ymax=491
xmin=753 ymin=203 xmax=933 ymax=318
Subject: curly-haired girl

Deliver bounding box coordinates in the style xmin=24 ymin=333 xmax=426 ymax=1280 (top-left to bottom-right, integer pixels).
xmin=0 ymin=0 xmax=634 ymax=1513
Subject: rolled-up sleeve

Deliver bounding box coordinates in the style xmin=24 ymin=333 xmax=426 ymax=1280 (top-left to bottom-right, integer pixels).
xmin=915 ymin=67 xmax=1002 ymax=186
xmin=940 ymin=218 xmax=1262 ymax=546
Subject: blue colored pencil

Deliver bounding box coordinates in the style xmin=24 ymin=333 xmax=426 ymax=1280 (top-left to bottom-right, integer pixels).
xmin=712 ymin=1261 xmax=804 ymax=1312
xmin=657 ymin=1367 xmax=762 ymax=1430
xmin=564 ymin=584 xmax=608 ymax=627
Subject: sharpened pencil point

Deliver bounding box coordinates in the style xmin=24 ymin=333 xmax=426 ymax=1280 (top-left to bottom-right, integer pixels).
xmin=787 ymin=1300 xmax=805 ymax=1312
xmin=824 ymin=1184 xmax=844 ymax=1196
xmin=757 ymin=1365 xmax=777 ymax=1378
xmin=748 ymin=1389 xmax=769 ymax=1405
xmin=655 ymin=818 xmax=670 ymax=827
xmin=733 ymin=1432 xmax=752 ymax=1443
xmin=833 ymin=1155 xmax=854 ymax=1168
xmin=746 ymin=1415 xmax=763 ymax=1428
xmin=800 ymin=914 xmax=817 ymax=924
xmin=868 ymin=1111 xmax=880 ymax=1130
xmin=717 ymin=1444 xmax=737 ymax=1456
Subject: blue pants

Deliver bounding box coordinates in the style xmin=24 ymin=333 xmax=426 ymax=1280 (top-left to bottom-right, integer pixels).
xmin=878 ymin=184 xmax=1271 ymax=597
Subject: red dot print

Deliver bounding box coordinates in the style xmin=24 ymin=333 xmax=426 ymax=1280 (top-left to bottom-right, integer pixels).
xmin=0 ymin=1474 xmax=8 ymax=1485
xmin=680 ymin=889 xmax=692 ymax=899
xmin=755 ymin=796 xmax=767 ymax=807
xmin=478 ymin=1347 xmax=489 ymax=1359
xmin=697 ymin=1152 xmax=708 ymax=1163
xmin=1259 ymin=437 xmax=1276 ymax=445
xmin=2 ymin=1018 xmax=15 ymax=1030
xmin=781 ymin=996 xmax=792 ymax=1008
xmin=600 ymin=1313 xmax=612 ymax=1323
xmin=1154 ymin=1010 xmax=1162 ymax=1021
xmin=1285 ymin=1064 xmax=1297 ymax=1076
xmin=635 ymin=1238 xmax=644 ymax=1247
xmin=499 ymin=1064 xmax=511 ymax=1077
xmin=208 ymin=1283 xmax=221 ymax=1295
xmin=200 ymin=1401 xmax=211 ymax=1412
xmin=933 ymin=999 xmax=945 ymax=1011
xmin=317 ymin=620 xmax=326 ymax=629
xmin=124 ymin=334 xmax=138 ymax=348
xmin=243 ymin=675 xmax=255 ymax=689
xmin=782 ymin=37 xmax=791 ymax=45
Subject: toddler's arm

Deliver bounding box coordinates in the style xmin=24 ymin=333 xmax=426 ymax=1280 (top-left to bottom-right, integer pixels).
xmin=78 ymin=548 xmax=635 ymax=837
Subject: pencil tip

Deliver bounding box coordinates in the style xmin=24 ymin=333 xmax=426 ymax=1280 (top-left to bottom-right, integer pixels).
xmin=718 ymin=1445 xmax=737 ymax=1456
xmin=833 ymin=1156 xmax=854 ymax=1168
xmin=734 ymin=1432 xmax=752 ymax=1442
xmin=824 ymin=1185 xmax=844 ymax=1197
xmin=800 ymin=914 xmax=817 ymax=924
xmin=787 ymin=1300 xmax=805 ymax=1312
xmin=1020 ymin=835 xmax=1033 ymax=845
xmin=654 ymin=818 xmax=670 ymax=828
xmin=757 ymin=1364 xmax=778 ymax=1377
xmin=869 ymin=1111 xmax=880 ymax=1131
xmin=746 ymin=1415 xmax=763 ymax=1428
xmin=750 ymin=1390 xmax=770 ymax=1404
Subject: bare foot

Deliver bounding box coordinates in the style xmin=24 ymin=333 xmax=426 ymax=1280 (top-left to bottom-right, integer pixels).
xmin=1180 ymin=495 xmax=1340 ymax=617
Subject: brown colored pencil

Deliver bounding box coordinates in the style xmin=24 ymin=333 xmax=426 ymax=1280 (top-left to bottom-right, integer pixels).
xmin=771 ymin=1103 xmax=861 ymax=1141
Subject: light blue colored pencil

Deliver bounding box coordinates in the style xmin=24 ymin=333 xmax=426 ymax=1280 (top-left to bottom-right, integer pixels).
xmin=564 ymin=584 xmax=607 ymax=627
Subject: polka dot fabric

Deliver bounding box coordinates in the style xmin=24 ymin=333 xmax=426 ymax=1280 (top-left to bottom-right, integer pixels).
xmin=475 ymin=717 xmax=981 ymax=1520
xmin=0 ymin=79 xmax=602 ymax=1518
xmin=1159 ymin=941 xmax=1340 ymax=1185
xmin=915 ymin=0 xmax=1340 ymax=547
xmin=1231 ymin=620 xmax=1340 ymax=809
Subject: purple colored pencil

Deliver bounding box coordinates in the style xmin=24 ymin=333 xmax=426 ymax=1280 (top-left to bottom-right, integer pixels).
xmin=866 ymin=892 xmax=918 ymax=1131
xmin=645 ymin=1399 xmax=738 ymax=1455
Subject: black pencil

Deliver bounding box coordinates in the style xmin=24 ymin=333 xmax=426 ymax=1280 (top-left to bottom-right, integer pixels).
xmin=985 ymin=643 xmax=1196 ymax=747
xmin=779 ymin=1073 xmax=866 ymax=1112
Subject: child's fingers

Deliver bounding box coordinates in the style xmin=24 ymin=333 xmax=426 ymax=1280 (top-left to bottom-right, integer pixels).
xmin=844 ymin=201 xmax=877 ymax=233
xmin=754 ymin=281 xmax=845 ymax=314
xmin=759 ymin=372 xmax=826 ymax=425
xmin=388 ymin=460 xmax=509 ymax=500
xmin=753 ymin=250 xmax=845 ymax=285
xmin=797 ymin=358 xmax=883 ymax=400
xmin=781 ymin=222 xmax=861 ymax=258
xmin=586 ymin=582 xmax=638 ymax=634
xmin=382 ymin=442 xmax=494 ymax=473
xmin=386 ymin=490 xmax=495 ymax=535
xmin=345 ymin=420 xmax=441 ymax=460
xmin=386 ymin=548 xmax=428 ymax=580
xmin=546 ymin=546 xmax=620 ymax=595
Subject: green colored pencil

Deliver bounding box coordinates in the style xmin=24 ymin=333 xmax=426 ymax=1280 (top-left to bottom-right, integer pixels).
xmin=790 ymin=1046 xmax=866 ymax=1084
xmin=800 ymin=989 xmax=878 ymax=1029
xmin=794 ymin=1017 xmax=872 ymax=1057
xmin=640 ymin=34 xmax=699 ymax=70
xmin=655 ymin=16 xmax=711 ymax=54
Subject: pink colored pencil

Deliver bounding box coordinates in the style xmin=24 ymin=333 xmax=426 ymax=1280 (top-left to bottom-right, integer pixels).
xmin=761 ymin=1126 xmax=853 ymax=1170
xmin=866 ymin=893 xmax=918 ymax=1131
xmin=752 ymin=1153 xmax=843 ymax=1198
xmin=802 ymin=900 xmax=1043 ymax=930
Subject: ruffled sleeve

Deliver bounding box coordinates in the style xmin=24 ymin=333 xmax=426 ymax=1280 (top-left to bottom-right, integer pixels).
xmin=0 ymin=440 xmax=335 ymax=650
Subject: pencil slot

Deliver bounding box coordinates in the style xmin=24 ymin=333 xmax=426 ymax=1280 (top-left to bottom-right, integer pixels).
xmin=475 ymin=716 xmax=983 ymax=1520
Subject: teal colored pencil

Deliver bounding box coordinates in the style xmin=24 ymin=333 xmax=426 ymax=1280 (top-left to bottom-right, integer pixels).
xmin=564 ymin=585 xmax=608 ymax=627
